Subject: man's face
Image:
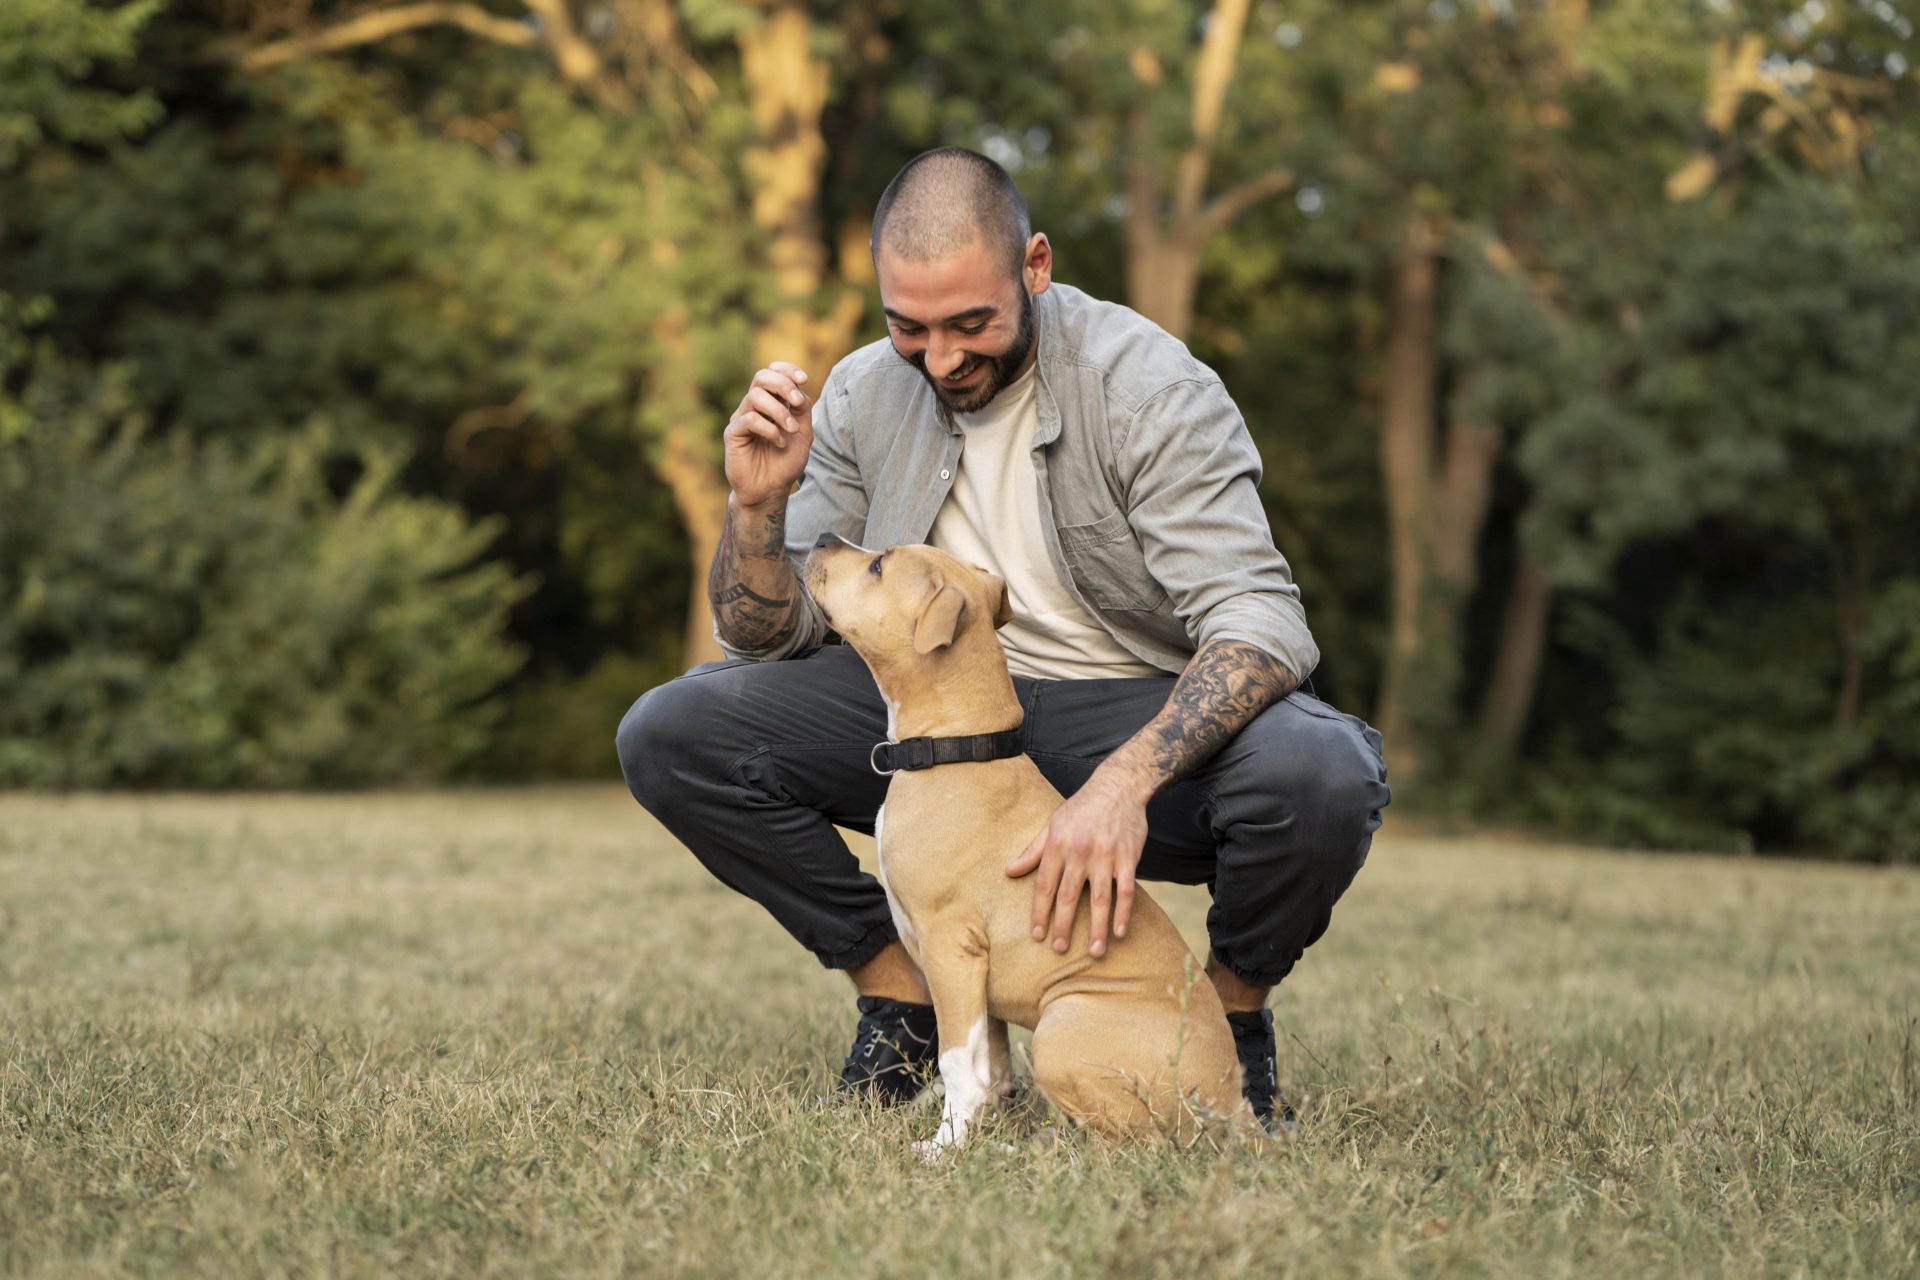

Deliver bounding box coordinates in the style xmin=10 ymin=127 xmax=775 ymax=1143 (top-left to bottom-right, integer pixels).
xmin=877 ymin=236 xmax=1046 ymax=414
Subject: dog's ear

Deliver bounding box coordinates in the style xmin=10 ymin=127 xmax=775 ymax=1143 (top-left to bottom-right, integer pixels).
xmin=991 ymin=577 xmax=1014 ymax=629
xmin=913 ymin=583 xmax=968 ymax=654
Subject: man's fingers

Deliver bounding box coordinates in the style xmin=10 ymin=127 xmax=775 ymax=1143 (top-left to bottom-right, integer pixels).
xmin=745 ymin=387 xmax=800 ymax=432
xmin=1114 ymin=864 xmax=1136 ymax=941
xmin=1005 ymin=833 xmax=1043 ymax=879
xmin=1029 ymin=851 xmax=1056 ymax=941
xmin=1049 ymin=866 xmax=1084 ymax=953
xmin=728 ymin=412 xmax=787 ymax=450
xmin=766 ymin=361 xmax=809 ymax=385
xmin=1086 ymin=877 xmax=1112 ymax=959
xmin=750 ymin=368 xmax=810 ymax=414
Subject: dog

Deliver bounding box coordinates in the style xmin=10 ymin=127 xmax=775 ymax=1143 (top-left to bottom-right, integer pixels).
xmin=803 ymin=534 xmax=1249 ymax=1152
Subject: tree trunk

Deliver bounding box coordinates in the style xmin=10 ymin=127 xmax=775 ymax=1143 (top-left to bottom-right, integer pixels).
xmin=1470 ymin=554 xmax=1553 ymax=776
xmin=652 ymin=3 xmax=879 ymax=671
xmin=1374 ymin=219 xmax=1442 ymax=778
xmin=1122 ymin=0 xmax=1293 ymax=342
xmin=646 ymin=307 xmax=730 ymax=668
xmin=634 ymin=2 xmax=866 ymax=671
xmin=738 ymin=1 xmax=866 ymax=376
xmin=1832 ymin=529 xmax=1874 ymax=729
xmin=1128 ymin=236 xmax=1204 ymax=341
xmin=1374 ymin=215 xmax=1503 ymax=786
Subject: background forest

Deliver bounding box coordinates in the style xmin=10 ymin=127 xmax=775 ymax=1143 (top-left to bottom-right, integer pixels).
xmin=2 ymin=0 xmax=1916 ymax=861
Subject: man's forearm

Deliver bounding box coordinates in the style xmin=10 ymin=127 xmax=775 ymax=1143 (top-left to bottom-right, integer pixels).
xmin=1097 ymin=638 xmax=1298 ymax=802
xmin=708 ymin=496 xmax=803 ymax=653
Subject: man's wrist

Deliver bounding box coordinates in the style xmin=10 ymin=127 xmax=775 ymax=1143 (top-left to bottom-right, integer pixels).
xmin=1088 ymin=752 xmax=1161 ymax=809
xmin=727 ymin=492 xmax=791 ymax=558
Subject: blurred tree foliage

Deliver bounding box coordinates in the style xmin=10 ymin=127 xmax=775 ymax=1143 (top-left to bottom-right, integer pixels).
xmin=0 ymin=0 xmax=528 ymax=785
xmin=0 ymin=0 xmax=161 ymax=165
xmin=0 ymin=0 xmax=1914 ymax=857
xmin=1521 ymin=170 xmax=1920 ymax=860
xmin=0 ymin=364 xmax=529 ymax=786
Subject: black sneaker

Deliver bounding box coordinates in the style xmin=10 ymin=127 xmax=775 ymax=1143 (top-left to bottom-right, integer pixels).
xmin=836 ymin=996 xmax=939 ymax=1106
xmin=1227 ymin=1008 xmax=1299 ymax=1134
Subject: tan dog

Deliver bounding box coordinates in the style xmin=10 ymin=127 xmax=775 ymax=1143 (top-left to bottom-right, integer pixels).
xmin=803 ymin=535 xmax=1249 ymax=1152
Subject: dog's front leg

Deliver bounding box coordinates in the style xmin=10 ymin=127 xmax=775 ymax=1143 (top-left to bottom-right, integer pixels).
xmin=915 ymin=927 xmax=996 ymax=1159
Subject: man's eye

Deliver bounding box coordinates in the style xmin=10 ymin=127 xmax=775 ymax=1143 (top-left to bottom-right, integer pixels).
xmin=868 ymin=555 xmax=884 ymax=576
xmin=957 ymin=322 xmax=987 ymax=335
xmin=894 ymin=324 xmax=925 ymax=337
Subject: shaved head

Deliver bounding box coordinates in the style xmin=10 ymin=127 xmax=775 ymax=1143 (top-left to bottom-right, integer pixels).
xmin=871 ymin=148 xmax=1032 ymax=279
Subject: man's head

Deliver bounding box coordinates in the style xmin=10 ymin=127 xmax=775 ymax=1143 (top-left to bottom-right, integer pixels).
xmin=870 ymin=148 xmax=1052 ymax=414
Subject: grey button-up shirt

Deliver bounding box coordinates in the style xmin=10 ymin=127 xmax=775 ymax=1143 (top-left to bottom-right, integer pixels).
xmin=721 ymin=282 xmax=1319 ymax=681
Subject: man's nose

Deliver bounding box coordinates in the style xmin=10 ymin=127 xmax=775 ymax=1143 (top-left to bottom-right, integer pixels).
xmin=926 ymin=332 xmax=965 ymax=377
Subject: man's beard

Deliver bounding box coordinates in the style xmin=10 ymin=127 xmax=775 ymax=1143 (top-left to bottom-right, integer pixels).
xmin=901 ymin=290 xmax=1036 ymax=414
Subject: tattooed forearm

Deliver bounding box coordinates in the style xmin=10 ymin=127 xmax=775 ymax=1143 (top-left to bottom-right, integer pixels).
xmin=1103 ymin=639 xmax=1297 ymax=799
xmin=713 ymin=581 xmax=792 ymax=609
xmin=707 ymin=499 xmax=802 ymax=652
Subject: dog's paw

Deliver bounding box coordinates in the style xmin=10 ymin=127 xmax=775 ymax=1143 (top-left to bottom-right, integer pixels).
xmin=912 ymin=1119 xmax=968 ymax=1162
xmin=912 ymin=1136 xmax=955 ymax=1163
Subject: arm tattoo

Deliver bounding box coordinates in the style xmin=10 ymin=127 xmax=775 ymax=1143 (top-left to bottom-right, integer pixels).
xmin=713 ymin=581 xmax=791 ymax=609
xmin=707 ymin=505 xmax=802 ymax=651
xmin=1138 ymin=639 xmax=1297 ymax=790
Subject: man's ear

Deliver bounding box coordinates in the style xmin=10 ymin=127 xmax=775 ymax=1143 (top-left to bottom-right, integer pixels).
xmin=991 ymin=577 xmax=1014 ymax=629
xmin=914 ymin=583 xmax=968 ymax=654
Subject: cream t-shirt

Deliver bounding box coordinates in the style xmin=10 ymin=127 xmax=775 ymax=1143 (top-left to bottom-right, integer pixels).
xmin=928 ymin=363 xmax=1164 ymax=682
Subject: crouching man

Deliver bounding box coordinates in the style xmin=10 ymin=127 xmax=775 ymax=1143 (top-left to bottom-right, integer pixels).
xmin=617 ymin=148 xmax=1389 ymax=1130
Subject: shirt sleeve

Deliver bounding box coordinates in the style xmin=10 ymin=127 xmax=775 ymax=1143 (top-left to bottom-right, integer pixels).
xmin=713 ymin=366 xmax=870 ymax=662
xmin=1118 ymin=377 xmax=1320 ymax=681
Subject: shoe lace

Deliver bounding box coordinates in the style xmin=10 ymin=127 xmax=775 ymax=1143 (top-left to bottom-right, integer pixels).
xmin=841 ymin=1008 xmax=933 ymax=1080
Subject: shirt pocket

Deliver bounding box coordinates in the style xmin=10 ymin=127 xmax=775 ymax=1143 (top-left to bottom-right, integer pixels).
xmin=1057 ymin=510 xmax=1168 ymax=611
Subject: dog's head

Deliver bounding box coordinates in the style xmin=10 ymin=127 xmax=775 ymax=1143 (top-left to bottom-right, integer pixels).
xmin=802 ymin=535 xmax=1014 ymax=673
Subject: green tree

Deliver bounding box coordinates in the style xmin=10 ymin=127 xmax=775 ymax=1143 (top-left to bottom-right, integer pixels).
xmin=213 ymin=0 xmax=888 ymax=667
xmin=0 ymin=369 xmax=530 ymax=786
xmin=1518 ymin=169 xmax=1920 ymax=859
xmin=0 ymin=0 xmax=161 ymax=166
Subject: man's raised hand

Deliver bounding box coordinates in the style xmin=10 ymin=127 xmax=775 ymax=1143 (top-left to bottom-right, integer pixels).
xmin=725 ymin=362 xmax=814 ymax=510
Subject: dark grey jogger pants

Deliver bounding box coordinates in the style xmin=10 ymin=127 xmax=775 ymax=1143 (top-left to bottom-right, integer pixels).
xmin=616 ymin=644 xmax=1390 ymax=988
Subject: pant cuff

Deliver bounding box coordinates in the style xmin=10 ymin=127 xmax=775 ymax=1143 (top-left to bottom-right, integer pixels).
xmin=817 ymin=919 xmax=899 ymax=972
xmin=1208 ymin=943 xmax=1295 ymax=990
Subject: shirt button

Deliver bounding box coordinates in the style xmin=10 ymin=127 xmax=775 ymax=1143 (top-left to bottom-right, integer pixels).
xmin=939 ymin=469 xmax=951 ymax=480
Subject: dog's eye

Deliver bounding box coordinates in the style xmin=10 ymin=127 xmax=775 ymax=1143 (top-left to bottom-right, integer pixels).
xmin=868 ymin=555 xmax=884 ymax=576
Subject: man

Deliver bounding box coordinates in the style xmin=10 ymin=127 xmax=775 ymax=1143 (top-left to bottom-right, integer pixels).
xmin=618 ymin=148 xmax=1389 ymax=1131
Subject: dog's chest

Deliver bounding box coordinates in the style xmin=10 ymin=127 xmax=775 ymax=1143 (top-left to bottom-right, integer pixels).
xmin=872 ymin=791 xmax=985 ymax=918
xmin=872 ymin=804 xmax=922 ymax=956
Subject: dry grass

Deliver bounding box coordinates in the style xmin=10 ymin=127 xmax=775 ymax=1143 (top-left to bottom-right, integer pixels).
xmin=1 ymin=788 xmax=1916 ymax=1278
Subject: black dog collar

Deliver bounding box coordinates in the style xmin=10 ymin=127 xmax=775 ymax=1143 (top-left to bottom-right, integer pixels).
xmin=869 ymin=727 xmax=1026 ymax=776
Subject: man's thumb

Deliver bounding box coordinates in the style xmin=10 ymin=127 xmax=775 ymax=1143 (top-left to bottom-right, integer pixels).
xmin=1006 ymin=833 xmax=1044 ymax=878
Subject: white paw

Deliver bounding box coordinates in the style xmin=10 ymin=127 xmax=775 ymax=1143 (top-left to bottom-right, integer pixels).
xmin=912 ymin=1134 xmax=958 ymax=1163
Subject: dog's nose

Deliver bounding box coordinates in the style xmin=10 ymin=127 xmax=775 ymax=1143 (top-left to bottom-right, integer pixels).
xmin=814 ymin=531 xmax=850 ymax=550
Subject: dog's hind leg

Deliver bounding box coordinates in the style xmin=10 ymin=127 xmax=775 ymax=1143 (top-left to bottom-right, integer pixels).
xmin=986 ymin=1015 xmax=1013 ymax=1099
xmin=1029 ymin=995 xmax=1171 ymax=1138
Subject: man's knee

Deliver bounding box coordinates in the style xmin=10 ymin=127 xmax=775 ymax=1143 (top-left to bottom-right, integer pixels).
xmin=616 ymin=673 xmax=728 ymax=813
xmin=1243 ymin=698 xmax=1390 ymax=855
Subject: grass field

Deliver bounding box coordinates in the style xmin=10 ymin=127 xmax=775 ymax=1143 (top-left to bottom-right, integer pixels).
xmin=1 ymin=788 xmax=1915 ymax=1278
